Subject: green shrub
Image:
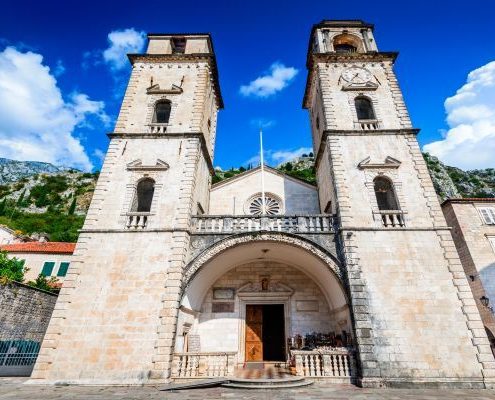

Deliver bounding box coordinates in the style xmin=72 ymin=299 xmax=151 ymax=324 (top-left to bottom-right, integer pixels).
xmin=0 ymin=251 xmax=26 ymax=283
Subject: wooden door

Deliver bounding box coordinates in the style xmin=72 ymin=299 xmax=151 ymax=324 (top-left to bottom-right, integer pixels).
xmin=245 ymin=305 xmax=263 ymax=362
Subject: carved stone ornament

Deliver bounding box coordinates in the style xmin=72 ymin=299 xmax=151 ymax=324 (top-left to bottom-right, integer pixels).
xmin=146 ymin=83 xmax=183 ymax=95
xmin=358 ymin=156 xmax=401 ymax=170
xmin=238 ymin=281 xmax=294 ymax=296
xmin=126 ymin=159 xmax=170 ymax=171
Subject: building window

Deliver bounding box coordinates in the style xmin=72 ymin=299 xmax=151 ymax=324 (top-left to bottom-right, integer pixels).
xmin=153 ymin=101 xmax=171 ymax=124
xmin=57 ymin=262 xmax=70 ymax=277
xmin=479 ymin=207 xmax=495 ymax=225
xmin=41 ymin=261 xmax=55 ymax=277
xmin=248 ymin=194 xmax=282 ymax=216
xmin=488 ymin=237 xmax=495 ymax=254
xmin=335 ymin=43 xmax=357 ymax=53
xmin=171 ymin=37 xmax=186 ymax=54
xmin=355 ymin=97 xmax=376 ymax=120
xmin=374 ymin=177 xmax=399 ymax=211
xmin=132 ymin=178 xmax=155 ymax=213
xmin=333 ymin=33 xmax=362 ymax=53
xmin=316 ymin=115 xmax=320 ymax=130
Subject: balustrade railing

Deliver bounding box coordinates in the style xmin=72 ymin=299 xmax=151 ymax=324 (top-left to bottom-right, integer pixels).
xmin=376 ymin=210 xmax=405 ymax=227
xmin=171 ymin=352 xmax=236 ymax=379
xmin=291 ymin=349 xmax=355 ymax=380
xmin=148 ymin=123 xmax=167 ymax=134
xmin=355 ymin=119 xmax=380 ymax=130
xmin=125 ymin=212 xmax=149 ymax=229
xmin=192 ymin=215 xmax=335 ymax=234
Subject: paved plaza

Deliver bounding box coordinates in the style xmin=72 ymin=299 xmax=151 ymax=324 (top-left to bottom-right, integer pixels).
xmin=2 ymin=378 xmax=495 ymax=400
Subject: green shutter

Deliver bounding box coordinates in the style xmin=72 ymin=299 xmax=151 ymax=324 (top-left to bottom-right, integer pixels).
xmin=41 ymin=262 xmax=55 ymax=276
xmin=57 ymin=262 xmax=70 ymax=277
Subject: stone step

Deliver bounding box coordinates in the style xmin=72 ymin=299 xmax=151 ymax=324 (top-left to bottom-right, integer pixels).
xmin=222 ymin=376 xmax=313 ymax=389
xmin=222 ymin=378 xmax=313 ymax=389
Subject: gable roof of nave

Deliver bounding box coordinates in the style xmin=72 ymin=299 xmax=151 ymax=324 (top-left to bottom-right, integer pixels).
xmin=211 ymin=165 xmax=317 ymax=192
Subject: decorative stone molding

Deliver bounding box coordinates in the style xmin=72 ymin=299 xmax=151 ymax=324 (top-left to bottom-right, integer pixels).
xmin=358 ymin=156 xmax=401 ymax=170
xmin=183 ymin=232 xmax=344 ymax=288
xmin=126 ymin=159 xmax=170 ymax=171
xmin=146 ymin=83 xmax=183 ymax=95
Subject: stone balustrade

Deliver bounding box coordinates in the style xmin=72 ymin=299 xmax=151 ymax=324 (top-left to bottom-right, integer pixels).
xmin=192 ymin=215 xmax=336 ymax=234
xmin=291 ymin=348 xmax=356 ymax=381
xmin=355 ymin=119 xmax=380 ymax=130
xmin=171 ymin=352 xmax=236 ymax=379
xmin=376 ymin=210 xmax=405 ymax=227
xmin=148 ymin=123 xmax=167 ymax=133
xmin=125 ymin=212 xmax=149 ymax=229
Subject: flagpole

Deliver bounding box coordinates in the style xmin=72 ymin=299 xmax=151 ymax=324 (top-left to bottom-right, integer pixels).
xmin=259 ymin=128 xmax=266 ymax=215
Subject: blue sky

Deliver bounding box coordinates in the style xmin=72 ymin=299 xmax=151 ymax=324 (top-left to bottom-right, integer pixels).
xmin=0 ymin=0 xmax=494 ymax=171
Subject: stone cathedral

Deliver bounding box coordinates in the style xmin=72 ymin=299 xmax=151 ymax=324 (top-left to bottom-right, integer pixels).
xmin=29 ymin=20 xmax=495 ymax=388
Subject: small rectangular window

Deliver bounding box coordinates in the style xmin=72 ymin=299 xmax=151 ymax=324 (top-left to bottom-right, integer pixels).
xmin=479 ymin=207 xmax=495 ymax=224
xmin=489 ymin=237 xmax=495 ymax=254
xmin=171 ymin=37 xmax=186 ymax=54
xmin=41 ymin=261 xmax=55 ymax=277
xmin=57 ymin=262 xmax=70 ymax=277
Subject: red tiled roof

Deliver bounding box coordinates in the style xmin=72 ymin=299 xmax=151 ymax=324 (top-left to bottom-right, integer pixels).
xmin=0 ymin=242 xmax=76 ymax=254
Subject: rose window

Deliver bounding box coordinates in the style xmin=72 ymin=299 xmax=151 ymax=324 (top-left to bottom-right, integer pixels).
xmin=249 ymin=195 xmax=281 ymax=216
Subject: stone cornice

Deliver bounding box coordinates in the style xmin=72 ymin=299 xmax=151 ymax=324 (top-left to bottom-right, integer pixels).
xmin=303 ymin=52 xmax=398 ymax=109
xmin=314 ymin=129 xmax=420 ymax=171
xmin=107 ymin=131 xmax=215 ymax=175
xmin=128 ymin=53 xmax=224 ymax=109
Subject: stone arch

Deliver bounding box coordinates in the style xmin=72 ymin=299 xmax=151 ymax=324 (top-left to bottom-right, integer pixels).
xmin=332 ymin=32 xmax=365 ymax=53
xmin=182 ymin=232 xmax=347 ymax=311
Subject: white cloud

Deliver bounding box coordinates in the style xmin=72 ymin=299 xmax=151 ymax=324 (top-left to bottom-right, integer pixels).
xmin=243 ymin=146 xmax=313 ymax=167
xmin=0 ymin=46 xmax=109 ymax=170
xmin=250 ymin=118 xmax=276 ymax=129
xmin=424 ymin=61 xmax=495 ymax=170
xmin=271 ymin=147 xmax=313 ymax=164
xmin=93 ymin=148 xmax=106 ymax=164
xmin=102 ymin=28 xmax=146 ymax=70
xmin=53 ymin=59 xmax=65 ymax=76
xmin=240 ymin=62 xmax=298 ymax=98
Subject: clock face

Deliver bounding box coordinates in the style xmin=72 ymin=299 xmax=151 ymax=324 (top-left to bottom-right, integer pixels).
xmin=341 ymin=67 xmax=373 ymax=84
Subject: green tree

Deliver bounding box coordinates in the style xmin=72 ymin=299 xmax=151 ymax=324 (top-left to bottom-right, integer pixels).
xmin=27 ymin=274 xmax=60 ymax=293
xmin=68 ymin=197 xmax=77 ymax=215
xmin=16 ymin=190 xmax=26 ymax=206
xmin=0 ymin=199 xmax=6 ymax=216
xmin=0 ymin=251 xmax=26 ymax=283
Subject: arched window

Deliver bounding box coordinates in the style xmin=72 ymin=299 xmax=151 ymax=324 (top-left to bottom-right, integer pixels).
xmin=355 ymin=97 xmax=376 ymax=120
xmin=334 ymin=43 xmax=357 ymax=53
xmin=373 ymin=177 xmax=399 ymax=211
xmin=333 ymin=33 xmax=362 ymax=53
xmin=133 ymin=178 xmax=155 ymax=213
xmin=153 ymin=101 xmax=171 ymax=124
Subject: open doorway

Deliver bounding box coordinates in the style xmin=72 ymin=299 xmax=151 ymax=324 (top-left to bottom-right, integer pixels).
xmin=245 ymin=304 xmax=285 ymax=362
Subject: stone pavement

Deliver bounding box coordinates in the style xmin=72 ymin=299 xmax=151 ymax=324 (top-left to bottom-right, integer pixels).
xmin=2 ymin=378 xmax=495 ymax=399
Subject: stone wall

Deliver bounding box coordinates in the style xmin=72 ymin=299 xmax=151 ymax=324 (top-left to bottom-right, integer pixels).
xmin=0 ymin=282 xmax=57 ymax=341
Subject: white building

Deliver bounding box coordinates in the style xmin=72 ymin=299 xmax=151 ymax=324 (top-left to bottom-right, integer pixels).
xmin=1 ymin=242 xmax=74 ymax=283
xmin=29 ymin=21 xmax=495 ymax=388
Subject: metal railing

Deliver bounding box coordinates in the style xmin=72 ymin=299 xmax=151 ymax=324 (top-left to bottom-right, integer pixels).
xmin=171 ymin=352 xmax=237 ymax=379
xmin=0 ymin=340 xmax=41 ymax=376
xmin=192 ymin=215 xmax=336 ymax=234
xmin=291 ymin=348 xmax=356 ymax=380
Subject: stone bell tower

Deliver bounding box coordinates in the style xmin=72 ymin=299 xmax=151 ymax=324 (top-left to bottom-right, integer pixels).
xmin=30 ymin=33 xmax=223 ymax=384
xmin=305 ymin=20 xmax=495 ymax=387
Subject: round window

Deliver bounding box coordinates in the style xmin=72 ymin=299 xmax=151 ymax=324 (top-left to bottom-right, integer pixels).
xmin=248 ymin=194 xmax=282 ymax=216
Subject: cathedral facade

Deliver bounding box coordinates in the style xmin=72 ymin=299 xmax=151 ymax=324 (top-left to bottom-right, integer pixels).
xmin=29 ymin=20 xmax=495 ymax=388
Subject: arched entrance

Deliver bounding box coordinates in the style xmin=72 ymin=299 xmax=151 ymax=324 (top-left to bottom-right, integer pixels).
xmin=172 ymin=233 xmax=355 ymax=380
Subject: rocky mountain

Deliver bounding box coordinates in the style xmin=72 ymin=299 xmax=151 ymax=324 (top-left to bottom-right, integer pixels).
xmin=0 ymin=158 xmax=69 ymax=184
xmin=0 ymin=163 xmax=98 ymax=242
xmin=424 ymin=153 xmax=495 ymax=200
